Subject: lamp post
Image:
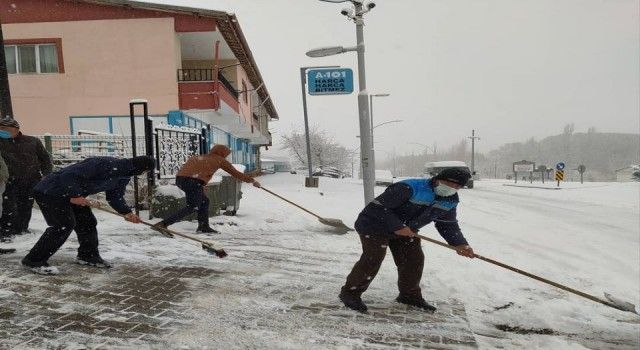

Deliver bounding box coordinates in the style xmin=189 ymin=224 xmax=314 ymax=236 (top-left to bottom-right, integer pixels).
xmin=308 ymin=0 xmax=377 ymax=204
xmin=468 ymin=129 xmax=480 ymax=176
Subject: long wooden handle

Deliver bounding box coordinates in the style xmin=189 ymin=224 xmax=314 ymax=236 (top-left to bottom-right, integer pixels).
xmin=89 ymin=203 xmax=222 ymax=248
xmin=417 ymin=234 xmax=620 ymax=310
xmin=261 ymin=187 xmax=322 ymax=220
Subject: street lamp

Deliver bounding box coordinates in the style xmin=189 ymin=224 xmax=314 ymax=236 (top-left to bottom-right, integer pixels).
xmin=308 ymin=0 xmax=377 ymax=204
xmin=373 ymin=119 xmax=402 ymax=130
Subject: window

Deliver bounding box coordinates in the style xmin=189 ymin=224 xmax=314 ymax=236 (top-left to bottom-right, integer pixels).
xmin=4 ymin=46 xmax=16 ymax=74
xmin=4 ymin=42 xmax=61 ymax=74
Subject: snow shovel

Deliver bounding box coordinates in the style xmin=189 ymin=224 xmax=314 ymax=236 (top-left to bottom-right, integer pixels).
xmin=260 ymin=187 xmax=353 ymax=233
xmin=89 ymin=202 xmax=227 ymax=258
xmin=417 ymin=234 xmax=639 ymax=316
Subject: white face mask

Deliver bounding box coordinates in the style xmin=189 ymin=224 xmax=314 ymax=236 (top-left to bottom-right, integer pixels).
xmin=434 ymin=183 xmax=458 ymax=197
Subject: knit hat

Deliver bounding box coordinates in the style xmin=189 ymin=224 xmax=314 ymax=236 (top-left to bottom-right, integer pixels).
xmin=0 ymin=117 xmax=19 ymax=128
xmin=131 ymin=156 xmax=155 ymax=174
xmin=433 ymin=168 xmax=471 ymax=186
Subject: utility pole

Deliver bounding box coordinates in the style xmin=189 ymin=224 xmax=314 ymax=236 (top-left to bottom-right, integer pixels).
xmin=310 ymin=0 xmax=377 ymax=204
xmin=468 ymin=129 xmax=480 ymax=175
xmin=0 ymin=17 xmax=14 ymax=119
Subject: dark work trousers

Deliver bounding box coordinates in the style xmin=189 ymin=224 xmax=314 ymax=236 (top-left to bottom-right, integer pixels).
xmin=162 ymin=176 xmax=209 ymax=226
xmin=341 ymin=233 xmax=425 ymax=298
xmin=23 ymin=193 xmax=99 ymax=265
xmin=0 ymin=177 xmax=39 ymax=236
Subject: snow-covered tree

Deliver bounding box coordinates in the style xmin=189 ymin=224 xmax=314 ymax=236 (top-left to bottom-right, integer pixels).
xmin=280 ymin=126 xmax=353 ymax=172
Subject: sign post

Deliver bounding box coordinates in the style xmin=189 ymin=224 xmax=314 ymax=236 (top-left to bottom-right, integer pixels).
xmin=577 ymin=164 xmax=586 ymax=184
xmin=537 ymin=165 xmax=547 ymax=184
xmin=555 ymin=162 xmax=565 ymax=187
xmin=513 ymin=160 xmax=535 ymax=184
xmin=299 ymin=66 xmax=347 ymax=188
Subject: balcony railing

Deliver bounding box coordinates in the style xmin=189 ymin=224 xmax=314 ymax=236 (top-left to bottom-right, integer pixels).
xmin=177 ymin=69 xmax=238 ymax=99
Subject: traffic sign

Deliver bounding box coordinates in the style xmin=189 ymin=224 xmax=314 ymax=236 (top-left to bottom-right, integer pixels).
xmin=307 ymin=68 xmax=354 ymax=95
xmin=556 ymin=162 xmax=565 ymax=171
xmin=577 ymin=165 xmax=586 ymax=173
xmin=555 ymin=170 xmax=565 ymax=181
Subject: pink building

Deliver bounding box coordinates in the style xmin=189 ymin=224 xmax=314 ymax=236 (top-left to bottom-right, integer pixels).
xmin=1 ymin=0 xmax=278 ymax=169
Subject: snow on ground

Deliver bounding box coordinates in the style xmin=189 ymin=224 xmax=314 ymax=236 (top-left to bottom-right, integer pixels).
xmin=1 ymin=174 xmax=638 ymax=349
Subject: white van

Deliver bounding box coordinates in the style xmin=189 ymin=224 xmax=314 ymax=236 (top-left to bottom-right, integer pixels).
xmin=423 ymin=161 xmax=474 ymax=188
xmin=375 ymin=169 xmax=395 ymax=186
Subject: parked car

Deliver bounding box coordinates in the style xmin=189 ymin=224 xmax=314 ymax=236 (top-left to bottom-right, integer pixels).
xmin=375 ymin=169 xmax=395 ymax=186
xmin=423 ymin=161 xmax=474 ymax=188
xmin=261 ymin=168 xmax=276 ymax=174
xmin=312 ymin=167 xmax=345 ymax=179
xmin=290 ymin=167 xmax=308 ymax=175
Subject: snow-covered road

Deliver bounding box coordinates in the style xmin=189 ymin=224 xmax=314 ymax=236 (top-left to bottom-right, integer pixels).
xmin=1 ymin=174 xmax=638 ymax=349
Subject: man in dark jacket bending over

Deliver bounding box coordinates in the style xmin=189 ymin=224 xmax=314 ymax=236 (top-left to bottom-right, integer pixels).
xmin=21 ymin=156 xmax=155 ymax=275
xmin=339 ymin=168 xmax=475 ymax=313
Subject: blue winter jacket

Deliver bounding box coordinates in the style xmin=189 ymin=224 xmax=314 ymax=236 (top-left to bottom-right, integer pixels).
xmin=33 ymin=157 xmax=138 ymax=214
xmin=354 ymin=178 xmax=468 ymax=246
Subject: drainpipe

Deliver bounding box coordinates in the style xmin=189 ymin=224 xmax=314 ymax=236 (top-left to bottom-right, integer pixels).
xmin=213 ymin=40 xmax=220 ymax=109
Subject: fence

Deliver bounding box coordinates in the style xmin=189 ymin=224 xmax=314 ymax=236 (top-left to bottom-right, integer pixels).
xmin=37 ymin=124 xmax=203 ymax=179
xmin=38 ymin=134 xmax=147 ymax=170
xmin=154 ymin=125 xmax=203 ymax=178
xmin=176 ymin=69 xmax=238 ymax=98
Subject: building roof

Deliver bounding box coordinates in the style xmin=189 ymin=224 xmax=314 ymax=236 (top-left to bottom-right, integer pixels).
xmin=72 ymin=0 xmax=279 ymax=120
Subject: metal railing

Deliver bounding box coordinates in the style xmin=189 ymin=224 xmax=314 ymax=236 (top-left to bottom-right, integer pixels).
xmin=38 ymin=134 xmax=147 ymax=170
xmin=37 ymin=127 xmax=203 ymax=180
xmin=154 ymin=125 xmax=203 ymax=179
xmin=177 ymin=69 xmax=238 ymax=98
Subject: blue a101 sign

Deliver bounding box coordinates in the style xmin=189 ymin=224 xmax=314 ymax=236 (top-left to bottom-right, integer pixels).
xmin=307 ymin=68 xmax=354 ymax=95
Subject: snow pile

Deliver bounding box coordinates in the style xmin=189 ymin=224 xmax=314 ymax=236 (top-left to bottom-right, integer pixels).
xmin=154 ymin=184 xmax=185 ymax=198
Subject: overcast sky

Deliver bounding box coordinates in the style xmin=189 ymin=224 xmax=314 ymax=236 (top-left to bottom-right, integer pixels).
xmin=147 ymin=0 xmax=639 ymax=158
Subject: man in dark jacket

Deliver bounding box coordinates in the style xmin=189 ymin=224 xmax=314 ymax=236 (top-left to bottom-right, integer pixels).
xmin=0 ymin=117 xmax=52 ymax=241
xmin=339 ymin=168 xmax=476 ymax=313
xmin=21 ymin=156 xmax=155 ymax=275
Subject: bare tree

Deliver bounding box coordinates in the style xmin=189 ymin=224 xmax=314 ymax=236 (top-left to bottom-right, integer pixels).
xmin=280 ymin=126 xmax=352 ymax=172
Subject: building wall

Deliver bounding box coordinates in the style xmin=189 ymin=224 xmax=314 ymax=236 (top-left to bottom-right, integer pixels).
xmin=4 ymin=18 xmax=180 ymax=134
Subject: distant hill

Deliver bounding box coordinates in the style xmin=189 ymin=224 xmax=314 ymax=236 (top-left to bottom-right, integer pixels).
xmin=483 ymin=132 xmax=640 ymax=181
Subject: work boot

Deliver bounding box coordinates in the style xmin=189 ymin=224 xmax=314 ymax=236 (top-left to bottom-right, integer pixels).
xmin=0 ymin=248 xmax=15 ymax=254
xmin=21 ymin=258 xmax=60 ymax=275
xmin=76 ymin=254 xmax=112 ymax=268
xmin=339 ymin=291 xmax=368 ymax=313
xmin=396 ymin=294 xmax=437 ymax=313
xmin=151 ymin=222 xmax=174 ymax=238
xmin=196 ymin=224 xmax=219 ymax=234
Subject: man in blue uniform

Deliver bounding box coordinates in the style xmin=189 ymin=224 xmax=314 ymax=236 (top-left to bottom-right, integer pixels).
xmin=339 ymin=168 xmax=475 ymax=313
xmin=21 ymin=156 xmax=155 ymax=275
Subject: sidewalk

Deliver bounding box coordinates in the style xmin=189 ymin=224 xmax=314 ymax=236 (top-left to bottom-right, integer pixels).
xmin=0 ymin=227 xmax=478 ymax=349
